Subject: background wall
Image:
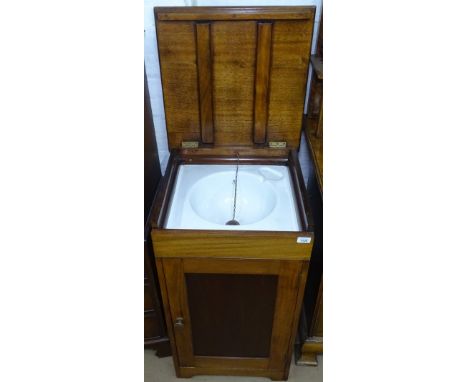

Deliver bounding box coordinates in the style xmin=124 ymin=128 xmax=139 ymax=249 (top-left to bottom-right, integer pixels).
xmin=144 ymin=0 xmax=322 ymax=180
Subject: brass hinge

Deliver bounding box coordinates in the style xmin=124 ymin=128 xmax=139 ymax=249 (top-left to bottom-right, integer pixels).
xmin=181 ymin=141 xmax=199 ymax=149
xmin=268 ymin=141 xmax=287 ymax=148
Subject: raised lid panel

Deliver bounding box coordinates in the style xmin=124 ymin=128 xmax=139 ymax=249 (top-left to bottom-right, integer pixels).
xmin=212 ymin=21 xmax=256 ymax=146
xmin=155 ymin=6 xmax=315 ymax=150
xmin=267 ymin=20 xmax=313 ymax=145
xmin=156 ymin=21 xmax=200 ymax=146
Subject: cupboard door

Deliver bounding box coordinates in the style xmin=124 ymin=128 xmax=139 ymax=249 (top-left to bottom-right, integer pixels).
xmin=162 ymin=258 xmax=304 ymax=371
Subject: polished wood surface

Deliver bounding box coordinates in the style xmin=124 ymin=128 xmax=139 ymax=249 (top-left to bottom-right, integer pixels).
xmin=155 ymin=6 xmax=315 ymax=150
xmin=155 ymin=6 xmax=314 ymax=21
xmin=156 ymin=21 xmax=201 ymax=147
xmin=311 ymin=278 xmax=323 ymax=337
xmin=296 ymin=12 xmax=323 ymax=366
xmin=144 ymin=227 xmax=171 ymax=357
xmin=254 ymin=22 xmax=272 ymax=144
xmin=212 ymin=20 xmax=256 ymax=146
xmin=306 ymin=68 xmax=323 ymax=139
xmin=157 ymin=257 xmax=310 ymax=380
xmin=151 ymin=7 xmax=316 ymax=379
xmin=152 ymin=153 xmax=314 ymax=380
xmin=288 ymin=150 xmax=314 ymax=231
xmin=306 ymin=11 xmax=323 ymax=142
xmin=178 ymin=366 xmax=286 ymax=380
xmin=144 ymin=68 xmax=170 ymax=356
xmin=179 ymin=147 xmax=290 ymax=157
xmin=304 ymin=116 xmax=323 ymax=193
xmin=186 ymin=273 xmax=277 ymax=357
xmin=195 ymin=23 xmax=214 ymax=144
xmin=155 ymin=257 xmax=182 ymax=373
xmin=145 ymin=224 xmax=171 ymax=357
xmin=152 ymin=230 xmax=313 ymax=261
xmin=144 ymin=70 xmax=162 ymax=219
xmin=266 ymin=19 xmax=313 ymax=147
xmin=151 ymin=153 xmax=312 ymax=236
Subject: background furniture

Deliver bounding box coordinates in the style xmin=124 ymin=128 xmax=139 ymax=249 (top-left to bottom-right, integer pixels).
xmin=306 ymin=11 xmax=323 ymax=140
xmin=144 ymin=68 xmax=171 ymax=357
xmin=296 ymin=12 xmax=323 ymax=366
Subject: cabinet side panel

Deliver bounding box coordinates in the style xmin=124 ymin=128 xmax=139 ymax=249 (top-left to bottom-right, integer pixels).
xmin=268 ymin=261 xmax=306 ymax=371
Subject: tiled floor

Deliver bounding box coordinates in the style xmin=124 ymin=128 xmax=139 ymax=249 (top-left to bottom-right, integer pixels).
xmin=144 ymin=350 xmax=323 ymax=382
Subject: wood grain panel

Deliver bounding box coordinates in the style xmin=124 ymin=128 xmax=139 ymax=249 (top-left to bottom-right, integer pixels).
xmin=179 ymin=147 xmax=289 ymax=158
xmin=156 ymin=21 xmax=200 ymax=149
xmin=194 ymin=356 xmax=268 ymax=370
xmin=178 ymin=366 xmax=285 ymax=380
xmin=155 ymin=6 xmax=314 ymax=21
xmin=254 ymin=22 xmax=272 ymax=144
xmin=155 ymin=8 xmax=315 ymax=150
xmin=186 ymin=273 xmax=277 ymax=357
xmin=311 ymin=278 xmax=323 ymax=337
xmin=267 ymin=261 xmax=303 ymax=371
xmin=267 ymin=19 xmax=314 ymax=147
xmin=155 ymin=258 xmax=181 ymax=371
xmin=144 ymin=313 xmax=164 ymax=339
xmin=144 ymin=69 xmax=162 ymax=220
xmin=151 ymin=230 xmax=314 ymax=260
xmin=183 ymin=258 xmax=281 ymax=275
xmin=196 ymin=23 xmax=214 ymax=144
xmin=282 ymin=260 xmax=310 ymax=374
xmin=212 ymin=21 xmax=256 ymax=146
xmin=162 ymin=259 xmax=195 ymax=367
xmin=155 ymin=255 xmax=311 ymax=379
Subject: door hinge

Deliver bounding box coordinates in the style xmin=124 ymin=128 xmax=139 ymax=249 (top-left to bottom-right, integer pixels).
xmin=268 ymin=141 xmax=287 ymax=148
xmin=181 ymin=141 xmax=199 ymax=148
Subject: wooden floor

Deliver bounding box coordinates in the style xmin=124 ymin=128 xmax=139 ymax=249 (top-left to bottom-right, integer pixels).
xmin=144 ymin=350 xmax=323 ymax=382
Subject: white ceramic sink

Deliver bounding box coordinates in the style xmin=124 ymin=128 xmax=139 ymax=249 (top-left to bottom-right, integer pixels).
xmin=165 ymin=164 xmax=301 ymax=231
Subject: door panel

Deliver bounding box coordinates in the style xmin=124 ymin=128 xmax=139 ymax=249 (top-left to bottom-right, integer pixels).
xmin=163 ymin=258 xmax=303 ymax=370
xmin=186 ymin=273 xmax=278 ymax=357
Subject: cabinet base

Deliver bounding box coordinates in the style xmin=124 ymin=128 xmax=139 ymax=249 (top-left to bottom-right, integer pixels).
xmin=295 ymin=338 xmax=323 ymax=366
xmin=177 ymin=366 xmax=288 ymax=381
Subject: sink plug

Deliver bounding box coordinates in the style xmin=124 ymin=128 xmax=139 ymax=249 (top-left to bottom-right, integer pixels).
xmin=226 ymin=152 xmax=240 ymax=225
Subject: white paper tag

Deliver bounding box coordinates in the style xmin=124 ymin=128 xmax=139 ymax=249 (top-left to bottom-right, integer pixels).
xmin=297 ymin=237 xmax=312 ymax=244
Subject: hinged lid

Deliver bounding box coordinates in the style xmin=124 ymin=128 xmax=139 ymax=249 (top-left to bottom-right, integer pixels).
xmin=155 ymin=6 xmax=315 ymax=151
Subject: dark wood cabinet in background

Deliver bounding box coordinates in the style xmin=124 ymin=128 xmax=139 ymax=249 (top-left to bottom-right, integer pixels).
xmin=296 ymin=146 xmax=323 ymax=365
xmin=296 ymin=12 xmax=323 ymax=366
xmin=144 ymin=68 xmax=170 ymax=356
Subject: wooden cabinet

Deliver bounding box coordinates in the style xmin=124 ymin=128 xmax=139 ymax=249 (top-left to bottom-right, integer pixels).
xmin=150 ymin=6 xmax=316 ymax=379
xmin=151 ymin=154 xmax=314 ymax=380
xmin=155 ymin=256 xmax=309 ymax=380
xmin=144 ymin=68 xmax=170 ymax=356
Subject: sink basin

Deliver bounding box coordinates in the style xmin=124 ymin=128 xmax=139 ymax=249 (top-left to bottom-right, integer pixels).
xmin=165 ymin=164 xmax=301 ymax=231
xmin=190 ymin=171 xmax=277 ymax=225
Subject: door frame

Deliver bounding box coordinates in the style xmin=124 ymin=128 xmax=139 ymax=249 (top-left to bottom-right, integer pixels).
xmin=157 ymin=257 xmax=309 ymax=375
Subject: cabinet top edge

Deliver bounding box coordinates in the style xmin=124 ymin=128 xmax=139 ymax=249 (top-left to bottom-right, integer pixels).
xmin=154 ymin=6 xmax=316 ymax=21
